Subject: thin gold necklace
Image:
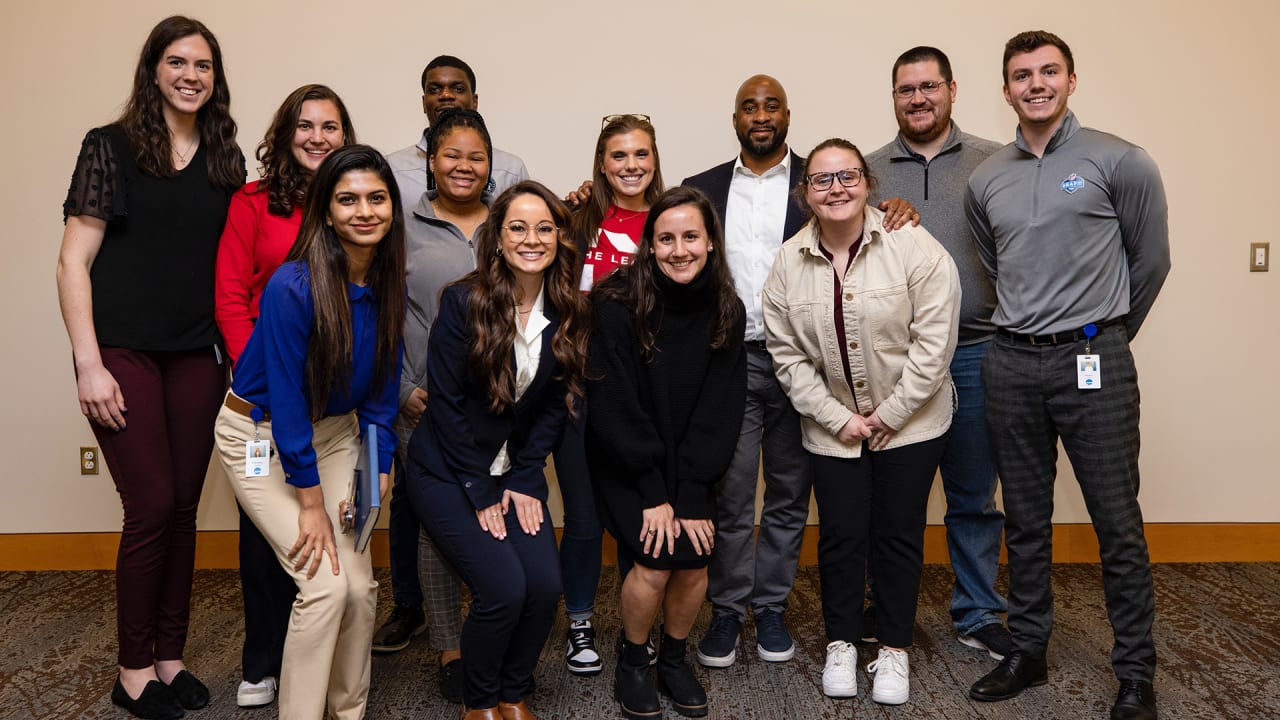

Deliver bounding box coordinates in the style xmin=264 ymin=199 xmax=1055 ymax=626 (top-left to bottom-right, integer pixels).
xmin=173 ymin=134 xmax=198 ymax=164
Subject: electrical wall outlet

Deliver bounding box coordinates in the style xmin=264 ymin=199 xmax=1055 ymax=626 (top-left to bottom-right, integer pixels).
xmin=1251 ymin=242 xmax=1270 ymax=272
xmin=80 ymin=446 xmax=99 ymax=475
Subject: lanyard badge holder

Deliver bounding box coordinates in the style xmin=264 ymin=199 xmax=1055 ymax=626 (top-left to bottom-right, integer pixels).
xmin=1077 ymin=323 xmax=1101 ymax=390
xmin=244 ymin=406 xmax=271 ymax=477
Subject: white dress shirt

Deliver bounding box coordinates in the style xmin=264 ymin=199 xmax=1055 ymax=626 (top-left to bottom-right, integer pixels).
xmin=724 ymin=151 xmax=792 ymax=342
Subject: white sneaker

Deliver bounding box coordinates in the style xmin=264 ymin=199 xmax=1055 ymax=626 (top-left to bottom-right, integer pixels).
xmin=237 ymin=677 xmax=278 ymax=708
xmin=821 ymin=641 xmax=857 ymax=697
xmin=867 ymin=647 xmax=909 ymax=705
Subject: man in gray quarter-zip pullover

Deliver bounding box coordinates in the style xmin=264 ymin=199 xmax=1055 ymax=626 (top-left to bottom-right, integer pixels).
xmin=867 ymin=46 xmax=1010 ymax=663
xmin=964 ymin=31 xmax=1169 ymax=720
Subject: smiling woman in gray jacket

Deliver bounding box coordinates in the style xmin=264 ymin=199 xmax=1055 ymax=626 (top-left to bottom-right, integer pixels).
xmin=762 ymin=138 xmax=959 ymax=707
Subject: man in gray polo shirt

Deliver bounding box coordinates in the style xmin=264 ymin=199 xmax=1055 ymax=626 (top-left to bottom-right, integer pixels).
xmin=866 ymin=46 xmax=1010 ymax=662
xmin=964 ymin=31 xmax=1169 ymax=720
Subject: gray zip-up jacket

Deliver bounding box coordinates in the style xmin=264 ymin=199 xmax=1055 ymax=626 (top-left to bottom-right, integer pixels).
xmin=964 ymin=111 xmax=1170 ymax=338
xmin=867 ymin=123 xmax=1001 ymax=346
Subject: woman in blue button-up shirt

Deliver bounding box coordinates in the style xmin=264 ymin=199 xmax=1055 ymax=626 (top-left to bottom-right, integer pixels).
xmin=213 ymin=144 xmax=405 ymax=720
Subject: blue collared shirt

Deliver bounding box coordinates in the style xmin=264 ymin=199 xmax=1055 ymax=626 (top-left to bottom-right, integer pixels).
xmin=232 ymin=261 xmax=401 ymax=488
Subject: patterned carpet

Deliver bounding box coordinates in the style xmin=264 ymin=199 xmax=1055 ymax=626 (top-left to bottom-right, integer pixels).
xmin=2 ymin=563 xmax=1277 ymax=719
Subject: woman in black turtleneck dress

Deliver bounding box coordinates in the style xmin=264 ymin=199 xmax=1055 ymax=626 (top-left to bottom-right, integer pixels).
xmin=586 ymin=186 xmax=746 ymax=720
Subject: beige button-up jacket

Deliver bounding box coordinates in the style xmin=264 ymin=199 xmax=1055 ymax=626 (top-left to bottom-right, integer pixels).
xmin=763 ymin=206 xmax=960 ymax=458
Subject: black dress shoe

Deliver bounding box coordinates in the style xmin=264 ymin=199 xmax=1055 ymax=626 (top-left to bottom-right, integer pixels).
xmin=969 ymin=651 xmax=1048 ymax=701
xmin=111 ymin=676 xmax=185 ymax=720
xmin=1111 ymin=679 xmax=1157 ymax=720
xmin=165 ymin=670 xmax=210 ymax=710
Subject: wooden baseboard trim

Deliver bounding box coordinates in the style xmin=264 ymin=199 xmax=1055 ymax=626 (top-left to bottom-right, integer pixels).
xmin=2 ymin=523 xmax=1276 ymax=571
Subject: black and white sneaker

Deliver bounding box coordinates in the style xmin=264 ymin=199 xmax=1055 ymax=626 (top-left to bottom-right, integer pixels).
xmin=567 ymin=619 xmax=603 ymax=675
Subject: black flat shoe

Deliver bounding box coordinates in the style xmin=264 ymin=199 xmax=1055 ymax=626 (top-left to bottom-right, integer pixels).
xmin=165 ymin=670 xmax=210 ymax=710
xmin=969 ymin=651 xmax=1048 ymax=701
xmin=1111 ymin=679 xmax=1157 ymax=720
xmin=112 ymin=676 xmax=185 ymax=720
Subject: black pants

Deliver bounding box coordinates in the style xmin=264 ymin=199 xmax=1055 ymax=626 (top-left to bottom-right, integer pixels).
xmin=238 ymin=503 xmax=295 ymax=682
xmin=809 ymin=436 xmax=945 ymax=648
xmin=411 ymin=472 xmax=562 ymax=708
xmin=984 ymin=325 xmax=1156 ymax=681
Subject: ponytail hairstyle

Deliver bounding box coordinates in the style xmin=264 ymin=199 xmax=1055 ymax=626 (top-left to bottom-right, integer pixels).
xmin=570 ymin=114 xmax=665 ymax=255
xmin=461 ymin=181 xmax=590 ymax=416
xmin=286 ymin=145 xmax=406 ymax=420
xmin=427 ymin=108 xmax=493 ymax=194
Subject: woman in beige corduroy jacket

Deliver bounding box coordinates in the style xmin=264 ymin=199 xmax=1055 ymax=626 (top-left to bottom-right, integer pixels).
xmin=762 ymin=138 xmax=959 ymax=707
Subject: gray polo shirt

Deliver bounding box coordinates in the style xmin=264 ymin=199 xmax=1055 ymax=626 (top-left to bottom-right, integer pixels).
xmin=965 ymin=111 xmax=1170 ymax=338
xmin=867 ymin=123 xmax=1001 ymax=345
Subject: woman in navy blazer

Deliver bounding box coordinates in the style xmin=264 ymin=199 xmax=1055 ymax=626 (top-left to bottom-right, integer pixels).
xmin=406 ymin=180 xmax=591 ymax=720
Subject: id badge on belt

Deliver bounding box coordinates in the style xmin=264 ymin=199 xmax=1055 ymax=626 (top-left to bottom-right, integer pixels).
xmin=244 ymin=406 xmax=271 ymax=477
xmin=1076 ymin=323 xmax=1101 ymax=390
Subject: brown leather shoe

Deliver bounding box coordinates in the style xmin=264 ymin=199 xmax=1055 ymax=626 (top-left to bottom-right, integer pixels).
xmin=462 ymin=707 xmax=503 ymax=720
xmin=498 ymin=699 xmax=538 ymax=720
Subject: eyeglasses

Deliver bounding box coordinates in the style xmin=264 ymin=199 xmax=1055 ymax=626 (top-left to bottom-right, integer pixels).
xmin=806 ymin=168 xmax=865 ymax=191
xmin=503 ymin=221 xmax=559 ymax=241
xmin=601 ymin=113 xmax=652 ymax=129
xmin=893 ymin=80 xmax=949 ymax=99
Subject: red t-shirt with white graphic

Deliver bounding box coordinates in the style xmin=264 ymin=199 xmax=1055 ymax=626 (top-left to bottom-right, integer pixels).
xmin=579 ymin=205 xmax=646 ymax=293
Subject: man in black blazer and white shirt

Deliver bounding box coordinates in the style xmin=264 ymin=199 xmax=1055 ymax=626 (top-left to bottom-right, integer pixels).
xmin=684 ymin=75 xmax=920 ymax=669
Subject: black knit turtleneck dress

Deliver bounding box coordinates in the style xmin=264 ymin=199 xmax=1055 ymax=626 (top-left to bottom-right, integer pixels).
xmin=585 ymin=269 xmax=747 ymax=570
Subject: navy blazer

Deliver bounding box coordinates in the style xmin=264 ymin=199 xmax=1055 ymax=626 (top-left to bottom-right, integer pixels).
xmin=681 ymin=150 xmax=809 ymax=242
xmin=406 ymin=281 xmax=568 ymax=509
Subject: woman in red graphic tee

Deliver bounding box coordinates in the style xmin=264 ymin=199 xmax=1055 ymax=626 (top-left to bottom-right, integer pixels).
xmin=552 ymin=114 xmax=668 ymax=677
xmin=570 ymin=114 xmax=666 ymax=292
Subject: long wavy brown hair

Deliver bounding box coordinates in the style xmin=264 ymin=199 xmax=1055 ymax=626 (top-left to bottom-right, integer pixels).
xmin=592 ymin=186 xmax=741 ymax=359
xmin=254 ymin=84 xmax=356 ymax=217
xmin=460 ymin=181 xmax=590 ymax=415
xmin=286 ymin=145 xmax=406 ymax=420
xmin=117 ymin=15 xmax=241 ymax=188
xmin=570 ymin=115 xmax=665 ymax=258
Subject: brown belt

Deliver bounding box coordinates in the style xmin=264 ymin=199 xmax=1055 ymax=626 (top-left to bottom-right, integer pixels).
xmin=224 ymin=392 xmax=269 ymax=421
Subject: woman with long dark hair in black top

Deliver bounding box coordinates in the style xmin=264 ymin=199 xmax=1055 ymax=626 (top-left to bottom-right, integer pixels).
xmin=55 ymin=16 xmax=243 ymax=720
xmin=587 ymin=186 xmax=747 ymax=720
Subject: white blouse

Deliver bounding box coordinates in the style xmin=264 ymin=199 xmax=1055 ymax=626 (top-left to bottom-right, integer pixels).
xmin=489 ymin=286 xmax=549 ymax=476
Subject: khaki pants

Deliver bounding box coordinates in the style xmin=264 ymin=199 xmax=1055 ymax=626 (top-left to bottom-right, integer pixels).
xmin=215 ymin=400 xmax=377 ymax=720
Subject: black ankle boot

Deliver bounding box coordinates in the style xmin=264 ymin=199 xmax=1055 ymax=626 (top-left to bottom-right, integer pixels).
xmin=616 ymin=636 xmax=662 ymax=719
xmin=656 ymin=631 xmax=708 ymax=718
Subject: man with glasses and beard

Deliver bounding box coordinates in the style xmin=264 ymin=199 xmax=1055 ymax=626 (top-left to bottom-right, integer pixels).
xmin=865 ymin=46 xmax=1011 ymax=663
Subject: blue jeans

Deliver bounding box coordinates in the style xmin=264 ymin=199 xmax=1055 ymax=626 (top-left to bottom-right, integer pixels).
xmin=941 ymin=340 xmax=1008 ymax=634
xmin=553 ymin=403 xmax=602 ymax=621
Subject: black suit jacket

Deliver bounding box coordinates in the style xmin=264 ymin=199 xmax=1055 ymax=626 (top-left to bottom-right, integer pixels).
xmin=407 ymin=281 xmax=567 ymax=509
xmin=681 ymin=150 xmax=809 ymax=242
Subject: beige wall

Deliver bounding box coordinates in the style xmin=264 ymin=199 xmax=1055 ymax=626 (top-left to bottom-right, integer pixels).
xmin=4 ymin=0 xmax=1277 ymax=534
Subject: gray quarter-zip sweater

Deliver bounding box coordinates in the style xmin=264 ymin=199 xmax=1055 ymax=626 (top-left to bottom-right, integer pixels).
xmin=964 ymin=111 xmax=1170 ymax=338
xmin=868 ymin=123 xmax=1002 ymax=345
